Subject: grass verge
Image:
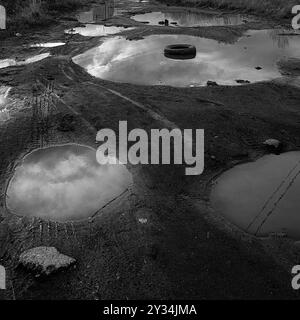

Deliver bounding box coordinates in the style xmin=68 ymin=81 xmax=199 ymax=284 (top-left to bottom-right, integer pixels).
xmin=161 ymin=0 xmax=298 ymax=19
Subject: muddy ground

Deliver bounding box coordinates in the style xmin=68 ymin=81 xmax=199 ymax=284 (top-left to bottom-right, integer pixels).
xmin=0 ymin=0 xmax=300 ymax=300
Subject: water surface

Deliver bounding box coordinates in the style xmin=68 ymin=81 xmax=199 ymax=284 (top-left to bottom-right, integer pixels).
xmin=73 ymin=30 xmax=300 ymax=87
xmin=7 ymin=144 xmax=132 ymax=221
xmin=132 ymin=10 xmax=253 ymax=27
xmin=211 ymin=152 xmax=300 ymax=238
xmin=30 ymin=42 xmax=65 ymax=48
xmin=66 ymin=25 xmax=133 ymax=37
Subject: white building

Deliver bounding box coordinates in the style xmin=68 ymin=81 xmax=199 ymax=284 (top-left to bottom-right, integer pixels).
xmin=0 ymin=5 xmax=6 ymax=30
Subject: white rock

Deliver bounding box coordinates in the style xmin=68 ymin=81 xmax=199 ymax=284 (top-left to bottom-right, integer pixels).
xmin=19 ymin=247 xmax=76 ymax=275
xmin=263 ymin=139 xmax=281 ymax=148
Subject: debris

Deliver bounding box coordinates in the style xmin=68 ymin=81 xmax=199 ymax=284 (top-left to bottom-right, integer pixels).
xmin=236 ymin=79 xmax=250 ymax=84
xmin=19 ymin=247 xmax=76 ymax=276
xmin=255 ymin=66 xmax=262 ymax=70
xmin=263 ymin=139 xmax=282 ymax=154
xmin=263 ymin=139 xmax=281 ymax=148
xmin=207 ymin=81 xmax=218 ymax=87
xmin=138 ymin=218 xmax=148 ymax=224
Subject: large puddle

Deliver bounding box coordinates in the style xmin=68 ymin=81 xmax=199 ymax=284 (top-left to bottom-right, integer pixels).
xmin=73 ymin=30 xmax=300 ymax=87
xmin=6 ymin=144 xmax=132 ymax=221
xmin=211 ymin=152 xmax=300 ymax=239
xmin=131 ymin=10 xmax=253 ymax=27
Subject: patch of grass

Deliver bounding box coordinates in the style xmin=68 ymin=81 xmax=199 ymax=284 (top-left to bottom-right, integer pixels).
xmin=162 ymin=0 xmax=298 ymax=18
xmin=1 ymin=0 xmax=87 ymax=29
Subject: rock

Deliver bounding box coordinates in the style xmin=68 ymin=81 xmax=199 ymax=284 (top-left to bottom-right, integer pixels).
xmin=19 ymin=247 xmax=76 ymax=276
xmin=207 ymin=81 xmax=218 ymax=87
xmin=127 ymin=36 xmax=144 ymax=41
xmin=236 ymin=79 xmax=250 ymax=84
xmin=255 ymin=66 xmax=262 ymax=70
xmin=263 ymin=139 xmax=281 ymax=148
xmin=263 ymin=139 xmax=282 ymax=154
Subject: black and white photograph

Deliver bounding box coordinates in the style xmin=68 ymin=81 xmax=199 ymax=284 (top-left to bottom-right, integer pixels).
xmin=0 ymin=0 xmax=300 ymax=309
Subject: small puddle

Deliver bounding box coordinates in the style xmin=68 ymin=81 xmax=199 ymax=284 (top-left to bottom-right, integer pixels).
xmin=77 ymin=1 xmax=115 ymax=23
xmin=131 ymin=10 xmax=253 ymax=27
xmin=0 ymin=86 xmax=11 ymax=106
xmin=211 ymin=152 xmax=300 ymax=239
xmin=0 ymin=86 xmax=12 ymax=122
xmin=66 ymin=25 xmax=133 ymax=37
xmin=0 ymin=53 xmax=50 ymax=69
xmin=30 ymin=42 xmax=65 ymax=48
xmin=6 ymin=144 xmax=132 ymax=221
xmin=73 ymin=30 xmax=300 ymax=87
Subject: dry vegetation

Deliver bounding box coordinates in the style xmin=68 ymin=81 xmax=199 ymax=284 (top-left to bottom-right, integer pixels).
xmin=0 ymin=0 xmax=87 ymax=28
xmin=163 ymin=0 xmax=299 ymax=18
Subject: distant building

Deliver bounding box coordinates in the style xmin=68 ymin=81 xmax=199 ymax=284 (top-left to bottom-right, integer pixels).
xmin=0 ymin=265 xmax=5 ymax=290
xmin=0 ymin=5 xmax=6 ymax=30
xmin=93 ymin=0 xmax=115 ymax=22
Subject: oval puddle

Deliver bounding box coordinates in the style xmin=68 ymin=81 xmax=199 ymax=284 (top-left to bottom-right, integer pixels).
xmin=73 ymin=31 xmax=300 ymax=87
xmin=30 ymin=42 xmax=65 ymax=48
xmin=6 ymin=144 xmax=132 ymax=222
xmin=211 ymin=152 xmax=300 ymax=239
xmin=132 ymin=10 xmax=254 ymax=27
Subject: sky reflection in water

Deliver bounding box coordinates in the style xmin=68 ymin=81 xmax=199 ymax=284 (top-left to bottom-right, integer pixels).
xmin=132 ymin=10 xmax=253 ymax=27
xmin=73 ymin=30 xmax=300 ymax=87
xmin=7 ymin=145 xmax=132 ymax=221
xmin=211 ymin=152 xmax=300 ymax=239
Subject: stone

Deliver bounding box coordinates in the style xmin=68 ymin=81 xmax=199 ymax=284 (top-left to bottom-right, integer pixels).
xmin=263 ymin=139 xmax=281 ymax=148
xmin=236 ymin=79 xmax=250 ymax=84
xmin=19 ymin=247 xmax=76 ymax=275
xmin=207 ymin=81 xmax=218 ymax=87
